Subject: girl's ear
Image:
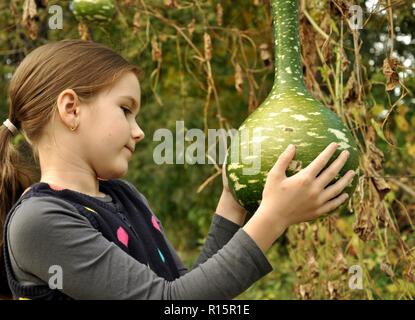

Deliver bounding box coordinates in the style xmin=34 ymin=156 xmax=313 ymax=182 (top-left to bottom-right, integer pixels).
xmin=56 ymin=89 xmax=81 ymax=130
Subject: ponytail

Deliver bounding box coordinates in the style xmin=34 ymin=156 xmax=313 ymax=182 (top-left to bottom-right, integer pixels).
xmin=0 ymin=122 xmax=39 ymax=297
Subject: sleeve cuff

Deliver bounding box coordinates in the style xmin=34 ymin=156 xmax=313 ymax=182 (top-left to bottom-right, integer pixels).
xmin=212 ymin=213 xmax=241 ymax=234
xmin=231 ymin=228 xmax=273 ymax=276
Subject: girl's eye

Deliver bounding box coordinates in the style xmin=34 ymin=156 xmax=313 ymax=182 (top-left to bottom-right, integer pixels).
xmin=121 ymin=106 xmax=131 ymax=114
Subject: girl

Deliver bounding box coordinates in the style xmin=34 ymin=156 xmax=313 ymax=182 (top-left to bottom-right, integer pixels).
xmin=0 ymin=39 xmax=355 ymax=300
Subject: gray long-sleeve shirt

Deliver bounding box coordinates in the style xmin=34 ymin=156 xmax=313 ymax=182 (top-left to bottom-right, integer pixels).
xmin=6 ymin=182 xmax=273 ymax=299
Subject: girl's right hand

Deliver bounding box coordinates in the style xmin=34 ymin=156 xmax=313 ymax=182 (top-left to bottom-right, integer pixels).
xmin=257 ymin=142 xmax=356 ymax=232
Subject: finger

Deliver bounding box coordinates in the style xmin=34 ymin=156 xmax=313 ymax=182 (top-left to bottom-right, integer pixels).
xmin=269 ymin=144 xmax=296 ymax=179
xmin=314 ymin=193 xmax=349 ymax=217
xmin=320 ymin=170 xmax=356 ymax=202
xmin=303 ymin=142 xmax=338 ymax=177
xmin=315 ymin=150 xmax=350 ymax=188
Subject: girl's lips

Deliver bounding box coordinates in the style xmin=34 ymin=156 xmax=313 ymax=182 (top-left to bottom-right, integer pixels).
xmin=124 ymin=147 xmax=133 ymax=156
xmin=125 ymin=145 xmax=135 ymax=153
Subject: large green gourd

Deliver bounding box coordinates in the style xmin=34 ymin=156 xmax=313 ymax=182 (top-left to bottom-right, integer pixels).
xmin=226 ymin=0 xmax=359 ymax=215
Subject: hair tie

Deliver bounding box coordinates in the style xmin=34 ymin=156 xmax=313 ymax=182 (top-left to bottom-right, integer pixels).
xmin=2 ymin=119 xmax=19 ymax=136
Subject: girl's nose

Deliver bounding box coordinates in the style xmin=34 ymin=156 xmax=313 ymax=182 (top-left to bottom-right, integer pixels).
xmin=133 ymin=123 xmax=145 ymax=143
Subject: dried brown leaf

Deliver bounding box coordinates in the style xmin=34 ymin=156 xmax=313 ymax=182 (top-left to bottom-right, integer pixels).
xmin=353 ymin=202 xmax=375 ymax=241
xmin=22 ymin=0 xmax=37 ymax=23
xmin=248 ymin=89 xmax=258 ymax=112
xmin=404 ymin=258 xmax=415 ymax=282
xmin=151 ymin=38 xmax=162 ymax=62
xmin=204 ymin=33 xmax=212 ymax=61
xmin=380 ymin=262 xmax=395 ymax=277
xmin=383 ymin=58 xmax=400 ymax=91
xmin=335 ymin=251 xmax=349 ymax=274
xmin=367 ymin=126 xmax=385 ymax=171
xmin=344 ymin=71 xmax=358 ymax=104
xmin=234 ymin=63 xmax=243 ymax=94
xmin=372 ymin=174 xmax=391 ymax=199
xmin=375 ymin=201 xmax=389 ymax=227
xmin=188 ymin=18 xmax=195 ymax=36
xmin=341 ymin=47 xmax=350 ymax=71
xmin=164 ymin=0 xmax=177 ymax=8
xmin=133 ymin=11 xmax=141 ymax=30
xmin=22 ymin=0 xmax=37 ymax=40
xmin=297 ymin=223 xmax=307 ymax=240
xmin=25 ymin=19 xmax=38 ymax=40
xmin=298 ymin=283 xmax=313 ymax=300
xmin=307 ymin=254 xmax=319 ymax=278
xmin=312 ymin=224 xmax=319 ymax=245
xmin=327 ymin=280 xmax=341 ymax=300
xmin=78 ymin=21 xmax=91 ymax=41
xmin=216 ymin=4 xmax=223 ymax=26
xmin=10 ymin=0 xmax=19 ymax=17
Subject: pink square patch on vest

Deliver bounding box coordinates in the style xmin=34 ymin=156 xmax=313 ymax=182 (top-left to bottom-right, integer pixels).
xmin=117 ymin=226 xmax=129 ymax=247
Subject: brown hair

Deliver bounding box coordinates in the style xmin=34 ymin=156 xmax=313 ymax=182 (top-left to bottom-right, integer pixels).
xmin=0 ymin=39 xmax=140 ymax=296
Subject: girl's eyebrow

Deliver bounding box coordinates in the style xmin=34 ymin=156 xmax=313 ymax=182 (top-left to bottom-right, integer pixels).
xmin=120 ymin=95 xmax=140 ymax=113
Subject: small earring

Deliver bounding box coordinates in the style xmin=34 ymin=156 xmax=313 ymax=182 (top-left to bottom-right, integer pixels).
xmin=71 ymin=126 xmax=76 ymax=131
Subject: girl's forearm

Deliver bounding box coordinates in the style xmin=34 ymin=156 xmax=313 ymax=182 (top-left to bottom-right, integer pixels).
xmin=215 ymin=189 xmax=247 ymax=226
xmin=242 ymin=207 xmax=288 ymax=254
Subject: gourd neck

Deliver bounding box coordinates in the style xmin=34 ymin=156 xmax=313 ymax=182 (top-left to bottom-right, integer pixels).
xmin=271 ymin=0 xmax=306 ymax=93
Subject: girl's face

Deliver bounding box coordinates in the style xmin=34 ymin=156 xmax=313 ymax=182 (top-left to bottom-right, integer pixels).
xmin=37 ymin=72 xmax=144 ymax=190
xmin=40 ymin=71 xmax=144 ymax=183
xmin=82 ymin=71 xmax=144 ymax=179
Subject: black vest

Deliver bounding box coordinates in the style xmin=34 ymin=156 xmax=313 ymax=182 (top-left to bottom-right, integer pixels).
xmin=2 ymin=179 xmax=180 ymax=300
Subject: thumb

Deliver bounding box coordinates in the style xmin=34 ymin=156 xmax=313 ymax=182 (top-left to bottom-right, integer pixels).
xmin=269 ymin=144 xmax=296 ymax=178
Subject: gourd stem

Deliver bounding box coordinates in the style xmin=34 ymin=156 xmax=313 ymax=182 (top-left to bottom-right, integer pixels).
xmin=271 ymin=0 xmax=306 ymax=92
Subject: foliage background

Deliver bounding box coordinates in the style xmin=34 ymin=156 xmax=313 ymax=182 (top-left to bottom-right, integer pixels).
xmin=0 ymin=0 xmax=414 ymax=299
